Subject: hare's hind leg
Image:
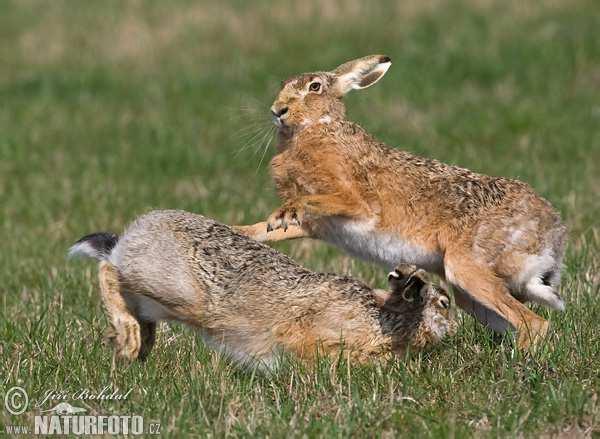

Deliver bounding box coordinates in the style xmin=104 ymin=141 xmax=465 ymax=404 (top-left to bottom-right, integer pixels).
xmin=99 ymin=261 xmax=155 ymax=361
xmin=445 ymin=252 xmax=548 ymax=349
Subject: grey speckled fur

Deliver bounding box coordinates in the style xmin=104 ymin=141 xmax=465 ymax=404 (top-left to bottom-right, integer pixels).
xmin=72 ymin=210 xmax=454 ymax=367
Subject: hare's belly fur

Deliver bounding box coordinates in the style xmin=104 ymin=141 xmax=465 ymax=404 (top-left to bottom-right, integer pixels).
xmin=319 ymin=217 xmax=443 ymax=273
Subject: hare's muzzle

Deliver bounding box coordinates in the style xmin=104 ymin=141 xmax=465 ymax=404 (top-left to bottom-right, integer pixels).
xmin=271 ymin=106 xmax=288 ymax=127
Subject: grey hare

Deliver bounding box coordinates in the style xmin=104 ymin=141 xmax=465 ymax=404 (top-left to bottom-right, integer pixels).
xmin=70 ymin=210 xmax=455 ymax=367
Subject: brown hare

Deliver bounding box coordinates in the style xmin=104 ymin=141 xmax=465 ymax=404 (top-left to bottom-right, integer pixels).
xmin=69 ymin=210 xmax=455 ymax=367
xmin=236 ymin=55 xmax=567 ymax=349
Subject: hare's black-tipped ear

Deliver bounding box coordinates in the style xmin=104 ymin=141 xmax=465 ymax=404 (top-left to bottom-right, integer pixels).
xmin=332 ymin=54 xmax=392 ymax=96
xmin=402 ymin=274 xmax=426 ymax=302
xmin=387 ymin=264 xmax=418 ymax=290
xmin=388 ymin=265 xmax=427 ymax=301
xmin=387 ymin=270 xmax=401 ymax=282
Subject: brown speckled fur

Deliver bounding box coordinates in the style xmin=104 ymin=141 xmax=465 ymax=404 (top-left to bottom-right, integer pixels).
xmin=237 ymin=55 xmax=567 ymax=349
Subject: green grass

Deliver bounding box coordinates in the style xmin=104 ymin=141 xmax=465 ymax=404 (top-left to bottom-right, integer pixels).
xmin=1 ymin=0 xmax=599 ymax=436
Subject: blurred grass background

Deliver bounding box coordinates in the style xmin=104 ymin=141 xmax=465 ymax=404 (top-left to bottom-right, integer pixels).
xmin=1 ymin=0 xmax=599 ymax=436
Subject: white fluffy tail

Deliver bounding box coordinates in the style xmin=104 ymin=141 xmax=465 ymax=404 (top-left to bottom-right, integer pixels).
xmin=68 ymin=232 xmax=119 ymax=261
xmin=525 ymin=278 xmax=565 ymax=311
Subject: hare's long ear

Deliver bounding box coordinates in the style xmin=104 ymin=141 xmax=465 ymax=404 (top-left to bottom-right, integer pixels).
xmin=332 ymin=54 xmax=392 ymax=97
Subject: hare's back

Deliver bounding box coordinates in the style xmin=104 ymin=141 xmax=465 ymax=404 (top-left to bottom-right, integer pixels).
xmin=111 ymin=210 xmax=308 ymax=299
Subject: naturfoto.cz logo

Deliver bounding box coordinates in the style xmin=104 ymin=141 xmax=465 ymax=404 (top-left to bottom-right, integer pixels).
xmin=4 ymin=386 xmax=161 ymax=436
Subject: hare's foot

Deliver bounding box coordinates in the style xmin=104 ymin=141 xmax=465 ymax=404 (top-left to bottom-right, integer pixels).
xmin=233 ymin=222 xmax=308 ymax=242
xmin=108 ymin=317 xmax=142 ymax=361
xmin=98 ymin=261 xmax=145 ymax=361
xmin=516 ymin=315 xmax=549 ymax=350
xmin=103 ymin=321 xmax=153 ymax=361
xmin=266 ymin=203 xmax=304 ymax=232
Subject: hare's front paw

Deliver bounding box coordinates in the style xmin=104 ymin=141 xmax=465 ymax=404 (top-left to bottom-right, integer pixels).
xmin=266 ymin=204 xmax=304 ymax=232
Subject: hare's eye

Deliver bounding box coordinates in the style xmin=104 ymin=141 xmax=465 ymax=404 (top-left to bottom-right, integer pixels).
xmin=309 ymin=81 xmax=321 ymax=92
xmin=439 ymin=297 xmax=450 ymax=309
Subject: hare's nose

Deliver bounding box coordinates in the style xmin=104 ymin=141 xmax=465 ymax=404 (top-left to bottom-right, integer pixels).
xmin=271 ymin=107 xmax=288 ymax=118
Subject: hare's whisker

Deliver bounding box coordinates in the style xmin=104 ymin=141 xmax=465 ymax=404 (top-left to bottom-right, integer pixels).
xmin=256 ymin=127 xmax=275 ymax=172
xmin=252 ymin=125 xmax=273 ymax=157
xmin=234 ymin=126 xmax=270 ymax=157
xmin=232 ymin=123 xmax=266 ymax=140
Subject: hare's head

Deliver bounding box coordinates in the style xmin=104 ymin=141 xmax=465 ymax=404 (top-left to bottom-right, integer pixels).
xmin=378 ymin=265 xmax=456 ymax=346
xmin=271 ymin=55 xmax=392 ymax=133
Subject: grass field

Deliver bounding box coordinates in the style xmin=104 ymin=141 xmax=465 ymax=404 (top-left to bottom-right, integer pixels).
xmin=1 ymin=0 xmax=599 ymax=436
